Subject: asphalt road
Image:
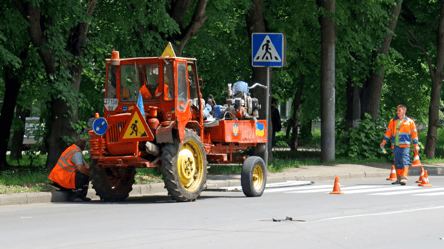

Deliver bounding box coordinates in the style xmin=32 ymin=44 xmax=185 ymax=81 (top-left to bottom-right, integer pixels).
xmin=1 ymin=177 xmax=444 ymax=249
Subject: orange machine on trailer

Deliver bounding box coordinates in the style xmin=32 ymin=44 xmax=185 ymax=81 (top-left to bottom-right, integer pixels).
xmin=89 ymin=43 xmax=268 ymax=202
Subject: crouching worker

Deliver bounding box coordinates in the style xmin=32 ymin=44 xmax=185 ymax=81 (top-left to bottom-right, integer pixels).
xmin=380 ymin=105 xmax=419 ymax=185
xmin=49 ymin=138 xmax=91 ymax=202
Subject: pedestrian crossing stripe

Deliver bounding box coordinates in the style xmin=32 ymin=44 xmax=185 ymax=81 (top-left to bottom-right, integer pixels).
xmin=253 ymin=35 xmax=282 ymax=62
xmin=265 ymin=184 xmax=444 ymax=196
xmin=119 ymin=107 xmax=154 ymax=142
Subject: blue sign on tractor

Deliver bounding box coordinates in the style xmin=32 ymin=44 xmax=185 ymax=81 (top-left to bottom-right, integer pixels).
xmin=92 ymin=117 xmax=108 ymax=136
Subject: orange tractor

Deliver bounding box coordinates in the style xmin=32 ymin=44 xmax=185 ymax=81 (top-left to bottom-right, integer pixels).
xmin=89 ymin=44 xmax=268 ymax=202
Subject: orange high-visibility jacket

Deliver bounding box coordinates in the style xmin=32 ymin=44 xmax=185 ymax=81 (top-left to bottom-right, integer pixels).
xmin=140 ymin=84 xmax=170 ymax=100
xmin=382 ymin=116 xmax=419 ymax=149
xmin=48 ymin=144 xmax=81 ymax=189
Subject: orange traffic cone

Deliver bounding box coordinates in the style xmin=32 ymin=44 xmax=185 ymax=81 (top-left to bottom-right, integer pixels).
xmin=330 ymin=176 xmax=344 ymax=194
xmin=418 ymin=170 xmax=432 ymax=187
xmin=416 ymin=167 xmax=424 ymax=183
xmin=386 ymin=165 xmax=397 ymax=181
xmin=411 ymin=150 xmax=423 ymax=167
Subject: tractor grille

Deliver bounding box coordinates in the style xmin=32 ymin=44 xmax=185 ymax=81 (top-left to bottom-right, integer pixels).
xmin=108 ymin=121 xmax=128 ymax=143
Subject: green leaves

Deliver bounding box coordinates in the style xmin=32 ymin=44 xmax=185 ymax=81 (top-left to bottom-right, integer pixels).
xmin=336 ymin=114 xmax=392 ymax=160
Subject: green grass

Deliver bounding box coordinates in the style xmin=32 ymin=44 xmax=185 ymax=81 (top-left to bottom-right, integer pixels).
xmin=0 ymin=169 xmax=52 ymax=194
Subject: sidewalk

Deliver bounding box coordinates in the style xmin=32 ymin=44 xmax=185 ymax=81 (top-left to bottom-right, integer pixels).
xmin=1 ymin=163 xmax=443 ymax=206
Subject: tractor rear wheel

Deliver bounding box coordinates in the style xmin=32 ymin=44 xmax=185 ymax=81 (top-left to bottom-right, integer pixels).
xmin=161 ymin=130 xmax=207 ymax=202
xmin=241 ymin=156 xmax=266 ymax=197
xmin=90 ymin=159 xmax=136 ymax=201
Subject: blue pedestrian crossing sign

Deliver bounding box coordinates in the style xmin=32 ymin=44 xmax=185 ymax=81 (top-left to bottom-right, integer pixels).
xmin=252 ymin=33 xmax=286 ymax=67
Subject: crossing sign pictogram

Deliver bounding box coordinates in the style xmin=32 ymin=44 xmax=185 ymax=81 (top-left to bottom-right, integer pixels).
xmin=119 ymin=107 xmax=154 ymax=142
xmin=252 ymin=33 xmax=286 ymax=67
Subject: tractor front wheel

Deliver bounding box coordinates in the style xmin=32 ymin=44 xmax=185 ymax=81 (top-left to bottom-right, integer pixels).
xmin=161 ymin=130 xmax=207 ymax=202
xmin=90 ymin=159 xmax=136 ymax=201
xmin=241 ymin=156 xmax=267 ymax=197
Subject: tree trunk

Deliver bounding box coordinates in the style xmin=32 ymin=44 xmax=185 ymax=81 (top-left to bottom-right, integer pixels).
xmin=10 ymin=105 xmax=31 ymax=161
xmin=290 ymin=75 xmax=304 ymax=151
xmin=246 ymin=0 xmax=272 ymax=163
xmin=318 ymin=0 xmax=336 ymax=161
xmin=425 ymin=77 xmax=442 ymax=158
xmin=345 ymin=78 xmax=361 ymax=131
xmin=0 ymin=67 xmax=22 ymax=170
xmin=365 ymin=1 xmax=402 ymax=121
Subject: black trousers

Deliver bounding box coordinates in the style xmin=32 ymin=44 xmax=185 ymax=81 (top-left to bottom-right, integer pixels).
xmin=52 ymin=172 xmax=89 ymax=199
xmin=73 ymin=172 xmax=90 ymax=199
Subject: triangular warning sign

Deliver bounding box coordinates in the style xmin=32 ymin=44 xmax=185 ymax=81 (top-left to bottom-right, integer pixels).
xmin=161 ymin=42 xmax=176 ymax=57
xmin=253 ymin=35 xmax=282 ymax=62
xmin=119 ymin=107 xmax=154 ymax=142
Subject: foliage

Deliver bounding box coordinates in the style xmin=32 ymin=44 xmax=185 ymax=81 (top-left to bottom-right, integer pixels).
xmin=336 ymin=113 xmax=391 ymax=160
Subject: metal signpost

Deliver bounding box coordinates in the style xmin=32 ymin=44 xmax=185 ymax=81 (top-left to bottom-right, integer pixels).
xmin=251 ymin=33 xmax=286 ymax=166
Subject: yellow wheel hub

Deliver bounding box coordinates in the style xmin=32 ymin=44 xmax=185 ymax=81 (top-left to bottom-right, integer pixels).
xmin=178 ymin=140 xmax=203 ymax=192
xmin=252 ymin=165 xmax=264 ymax=191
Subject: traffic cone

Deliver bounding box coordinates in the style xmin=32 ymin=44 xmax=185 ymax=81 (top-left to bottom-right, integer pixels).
xmin=411 ymin=150 xmax=423 ymax=167
xmin=330 ymin=176 xmax=344 ymax=194
xmin=415 ymin=167 xmax=424 ymax=183
xmin=386 ymin=165 xmax=397 ymax=181
xmin=418 ymin=170 xmax=432 ymax=187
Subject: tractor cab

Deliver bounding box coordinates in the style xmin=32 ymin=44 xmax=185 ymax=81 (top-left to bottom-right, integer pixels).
xmin=104 ymin=51 xmax=202 ymax=124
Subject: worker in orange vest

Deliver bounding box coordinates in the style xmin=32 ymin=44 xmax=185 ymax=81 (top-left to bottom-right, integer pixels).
xmin=140 ymin=83 xmax=171 ymax=100
xmin=380 ymin=104 xmax=419 ymax=185
xmin=48 ymin=138 xmax=91 ymax=202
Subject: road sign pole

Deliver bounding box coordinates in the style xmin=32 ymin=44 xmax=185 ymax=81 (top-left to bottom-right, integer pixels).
xmin=264 ymin=66 xmax=270 ymax=166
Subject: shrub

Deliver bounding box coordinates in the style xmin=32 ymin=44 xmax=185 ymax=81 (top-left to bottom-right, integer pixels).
xmin=336 ymin=113 xmax=392 ymax=160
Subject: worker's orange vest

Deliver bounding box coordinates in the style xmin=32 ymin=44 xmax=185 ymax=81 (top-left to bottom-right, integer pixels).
xmin=48 ymin=144 xmax=80 ymax=189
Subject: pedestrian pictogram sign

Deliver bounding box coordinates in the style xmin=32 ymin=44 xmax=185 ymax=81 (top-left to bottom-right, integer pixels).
xmin=161 ymin=42 xmax=177 ymax=58
xmin=252 ymin=33 xmax=286 ymax=67
xmin=119 ymin=107 xmax=154 ymax=142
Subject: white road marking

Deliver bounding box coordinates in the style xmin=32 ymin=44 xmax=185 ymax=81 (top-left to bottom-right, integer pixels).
xmin=265 ymin=185 xmax=334 ymax=193
xmin=265 ymin=181 xmax=312 ymax=188
xmin=343 ymin=186 xmax=417 ymax=194
xmin=413 ymin=191 xmax=444 ymax=196
xmin=312 ymin=205 xmax=444 ymax=223
xmin=221 ymin=180 xmax=313 ymax=191
xmin=287 ymin=185 xmax=383 ymax=194
xmin=369 ymin=187 xmax=444 ymax=196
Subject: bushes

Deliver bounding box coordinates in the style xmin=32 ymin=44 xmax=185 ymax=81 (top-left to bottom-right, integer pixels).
xmin=336 ymin=113 xmax=392 ymax=160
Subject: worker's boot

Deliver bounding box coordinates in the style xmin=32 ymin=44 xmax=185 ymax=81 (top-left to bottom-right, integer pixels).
xmin=392 ymin=175 xmax=401 ymax=185
xmin=68 ymin=189 xmax=83 ymax=202
xmin=400 ymin=178 xmax=407 ymax=185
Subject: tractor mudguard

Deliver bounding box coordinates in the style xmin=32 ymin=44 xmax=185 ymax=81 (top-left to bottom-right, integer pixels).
xmin=156 ymin=122 xmax=175 ymax=144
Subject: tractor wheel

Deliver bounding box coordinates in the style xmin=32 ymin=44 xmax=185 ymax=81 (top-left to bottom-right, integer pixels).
xmin=90 ymin=159 xmax=136 ymax=201
xmin=241 ymin=156 xmax=267 ymax=197
xmin=161 ymin=129 xmax=207 ymax=202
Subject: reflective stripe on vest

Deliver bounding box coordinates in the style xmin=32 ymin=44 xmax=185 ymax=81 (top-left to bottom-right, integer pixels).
xmin=57 ymin=144 xmax=80 ymax=173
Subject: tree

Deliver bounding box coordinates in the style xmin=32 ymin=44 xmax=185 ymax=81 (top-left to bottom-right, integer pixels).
xmin=318 ymin=0 xmax=336 ymax=161
xmin=0 ymin=1 xmax=30 ymax=170
xmin=405 ymin=0 xmax=444 ymax=158
xmin=365 ymin=1 xmax=403 ymax=121
xmin=14 ymin=0 xmax=98 ymax=169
